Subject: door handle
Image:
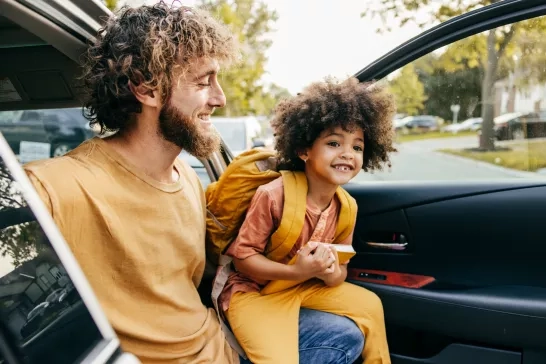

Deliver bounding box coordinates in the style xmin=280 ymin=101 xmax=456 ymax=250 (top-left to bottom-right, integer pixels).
xmin=366 ymin=233 xmax=408 ymax=251
xmin=366 ymin=241 xmax=408 ymax=251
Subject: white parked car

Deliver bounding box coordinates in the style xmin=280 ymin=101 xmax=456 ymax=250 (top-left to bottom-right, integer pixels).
xmin=443 ymin=117 xmax=483 ymax=133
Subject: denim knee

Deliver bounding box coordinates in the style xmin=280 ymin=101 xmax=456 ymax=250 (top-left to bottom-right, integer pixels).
xmin=298 ymin=309 xmax=364 ymax=363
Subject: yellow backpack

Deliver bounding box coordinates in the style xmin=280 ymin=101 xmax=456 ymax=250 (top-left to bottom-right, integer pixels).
xmin=205 ymin=148 xmax=358 ymax=265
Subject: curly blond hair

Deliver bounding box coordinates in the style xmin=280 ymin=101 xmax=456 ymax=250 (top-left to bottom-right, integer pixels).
xmin=271 ymin=78 xmax=397 ymax=172
xmin=80 ymin=1 xmax=238 ymax=133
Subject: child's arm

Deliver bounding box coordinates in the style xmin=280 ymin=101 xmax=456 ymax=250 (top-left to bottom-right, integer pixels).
xmin=226 ymin=185 xmax=305 ymax=281
xmin=234 ymin=241 xmax=334 ymax=281
xmin=233 ymin=254 xmax=300 ymax=280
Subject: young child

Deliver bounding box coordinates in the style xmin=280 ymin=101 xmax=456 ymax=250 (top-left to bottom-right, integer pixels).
xmin=218 ymin=77 xmax=397 ymax=364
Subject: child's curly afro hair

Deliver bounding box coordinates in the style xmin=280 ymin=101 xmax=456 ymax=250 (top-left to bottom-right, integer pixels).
xmin=271 ymin=77 xmax=397 ymax=172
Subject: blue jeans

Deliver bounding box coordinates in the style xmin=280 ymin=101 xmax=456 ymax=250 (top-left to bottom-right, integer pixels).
xmin=239 ymin=308 xmax=364 ymax=364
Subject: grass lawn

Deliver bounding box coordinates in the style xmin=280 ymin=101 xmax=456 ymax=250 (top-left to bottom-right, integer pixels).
xmin=397 ymin=130 xmax=477 ymax=143
xmin=441 ymin=140 xmax=546 ymax=172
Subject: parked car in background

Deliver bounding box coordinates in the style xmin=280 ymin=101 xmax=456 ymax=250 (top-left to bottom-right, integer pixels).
xmin=211 ymin=116 xmax=262 ymax=155
xmin=178 ymin=151 xmax=211 ymax=188
xmin=395 ymin=115 xmax=442 ymax=133
xmin=0 ymin=108 xmax=97 ymax=160
xmin=494 ymin=111 xmax=546 ymax=140
xmin=442 ymin=117 xmax=482 ymax=133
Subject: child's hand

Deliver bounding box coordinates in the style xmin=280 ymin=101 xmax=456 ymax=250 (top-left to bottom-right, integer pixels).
xmin=292 ymin=242 xmax=336 ymax=281
xmin=316 ymin=247 xmax=340 ymax=282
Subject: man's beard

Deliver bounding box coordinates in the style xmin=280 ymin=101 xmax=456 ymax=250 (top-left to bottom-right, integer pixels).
xmin=158 ymin=102 xmax=221 ymax=158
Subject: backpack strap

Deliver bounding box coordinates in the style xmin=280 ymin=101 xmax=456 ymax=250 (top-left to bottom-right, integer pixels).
xmin=266 ymin=172 xmax=358 ymax=262
xmin=333 ymin=187 xmax=358 ymax=243
xmin=266 ymin=170 xmax=308 ymax=262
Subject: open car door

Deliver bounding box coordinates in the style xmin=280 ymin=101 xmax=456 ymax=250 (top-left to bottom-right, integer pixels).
xmin=199 ymin=5 xmax=546 ymax=363
xmin=342 ymin=1 xmax=546 ymax=363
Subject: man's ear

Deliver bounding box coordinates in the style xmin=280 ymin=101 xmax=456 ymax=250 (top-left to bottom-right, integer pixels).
xmin=128 ymin=81 xmax=160 ymax=108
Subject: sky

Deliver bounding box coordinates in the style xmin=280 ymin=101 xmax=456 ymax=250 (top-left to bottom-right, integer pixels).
xmin=122 ymin=0 xmax=433 ymax=94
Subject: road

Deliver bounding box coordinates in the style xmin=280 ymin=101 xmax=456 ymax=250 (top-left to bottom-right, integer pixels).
xmin=351 ymin=136 xmax=544 ymax=183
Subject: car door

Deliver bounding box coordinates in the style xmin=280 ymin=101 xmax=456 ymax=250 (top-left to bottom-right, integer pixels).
xmin=203 ymin=1 xmax=546 ymax=363
xmin=199 ymin=4 xmax=546 ymax=363
xmin=0 ymin=132 xmax=139 ymax=364
xmin=341 ymin=1 xmax=546 ymax=364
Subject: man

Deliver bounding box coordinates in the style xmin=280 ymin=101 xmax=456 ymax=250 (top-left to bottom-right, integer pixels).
xmin=24 ymin=2 xmax=364 ymax=363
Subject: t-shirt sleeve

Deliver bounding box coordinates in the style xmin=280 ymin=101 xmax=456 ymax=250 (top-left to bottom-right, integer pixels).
xmin=225 ymin=187 xmax=276 ymax=260
xmin=25 ymin=169 xmax=54 ymax=217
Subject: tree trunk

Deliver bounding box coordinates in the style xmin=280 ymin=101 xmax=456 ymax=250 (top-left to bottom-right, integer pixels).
xmin=479 ymin=30 xmax=499 ymax=150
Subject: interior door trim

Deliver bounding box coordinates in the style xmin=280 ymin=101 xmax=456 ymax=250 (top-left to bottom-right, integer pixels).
xmin=348 ymin=269 xmax=435 ymax=289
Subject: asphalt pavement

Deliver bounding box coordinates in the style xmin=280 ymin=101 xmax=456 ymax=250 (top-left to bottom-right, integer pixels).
xmin=352 ymin=136 xmax=545 ymax=183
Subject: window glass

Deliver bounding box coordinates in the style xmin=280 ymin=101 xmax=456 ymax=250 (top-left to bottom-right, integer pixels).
xmin=212 ymin=121 xmax=247 ymax=152
xmin=0 ymin=108 xmax=97 ymax=161
xmin=0 ymin=155 xmax=103 ymax=363
xmin=352 ymin=15 xmax=546 ymax=183
xmin=178 ymin=151 xmax=211 ymax=188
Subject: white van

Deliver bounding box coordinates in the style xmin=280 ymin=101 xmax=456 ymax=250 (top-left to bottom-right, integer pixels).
xmin=212 ymin=116 xmax=262 ymax=156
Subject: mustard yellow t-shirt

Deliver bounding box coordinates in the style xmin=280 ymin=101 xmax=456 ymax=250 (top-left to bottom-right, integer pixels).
xmin=24 ymin=137 xmax=238 ymax=364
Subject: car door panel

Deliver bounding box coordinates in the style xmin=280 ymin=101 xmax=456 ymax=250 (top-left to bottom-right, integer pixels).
xmin=347 ymin=182 xmax=546 ymax=287
xmin=344 ymin=181 xmax=546 ymax=363
xmin=346 ymin=1 xmax=546 ymax=360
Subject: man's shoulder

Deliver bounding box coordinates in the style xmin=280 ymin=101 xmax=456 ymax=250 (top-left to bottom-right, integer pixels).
xmin=24 ymin=139 xmax=105 ymax=190
xmin=24 ymin=155 xmax=74 ymax=177
xmin=27 ymin=139 xmax=95 ymax=169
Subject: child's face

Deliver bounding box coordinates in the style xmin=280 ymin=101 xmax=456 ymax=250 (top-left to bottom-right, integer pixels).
xmin=301 ymin=126 xmax=364 ymax=187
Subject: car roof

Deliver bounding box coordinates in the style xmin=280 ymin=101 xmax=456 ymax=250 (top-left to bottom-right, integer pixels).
xmin=494 ymin=112 xmax=523 ymax=124
xmin=0 ymin=0 xmax=109 ymax=112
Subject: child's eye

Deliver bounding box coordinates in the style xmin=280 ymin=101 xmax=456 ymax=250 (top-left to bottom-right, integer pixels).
xmin=354 ymin=145 xmax=364 ymax=152
xmin=327 ymin=141 xmax=340 ymax=147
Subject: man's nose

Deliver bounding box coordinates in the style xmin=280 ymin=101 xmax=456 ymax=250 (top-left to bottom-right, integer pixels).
xmin=210 ymin=84 xmax=226 ymax=108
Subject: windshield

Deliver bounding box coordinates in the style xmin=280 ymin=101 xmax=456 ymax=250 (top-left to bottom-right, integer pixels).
xmin=213 ymin=121 xmax=247 ymax=151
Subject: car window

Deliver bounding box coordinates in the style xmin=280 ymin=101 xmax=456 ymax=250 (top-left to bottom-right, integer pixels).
xmin=0 ymin=111 xmax=23 ymax=124
xmin=0 ymin=155 xmax=103 ymax=363
xmin=212 ymin=121 xmax=247 ymax=152
xmin=20 ymin=111 xmax=42 ymax=123
xmin=354 ymin=15 xmax=546 ymax=183
xmin=178 ymin=151 xmax=211 ymax=189
xmin=58 ymin=108 xmax=91 ymax=125
xmin=0 ymin=108 xmax=98 ymax=162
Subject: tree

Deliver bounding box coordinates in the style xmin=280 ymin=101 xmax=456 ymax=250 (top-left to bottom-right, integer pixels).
xmin=512 ymin=20 xmax=546 ymax=88
xmin=389 ymin=64 xmax=427 ymax=116
xmin=411 ymin=42 xmax=484 ymax=121
xmin=252 ymin=83 xmax=292 ymax=116
xmin=0 ymin=162 xmax=45 ymax=268
xmin=362 ymin=0 xmax=546 ymax=150
xmin=200 ymin=0 xmax=288 ymax=116
xmin=103 ymin=0 xmax=118 ymax=11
